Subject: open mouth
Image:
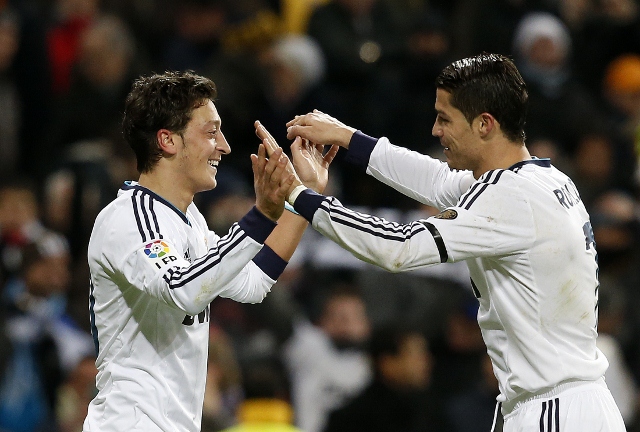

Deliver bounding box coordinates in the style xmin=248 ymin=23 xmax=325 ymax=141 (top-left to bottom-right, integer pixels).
xmin=207 ymin=160 xmax=219 ymax=168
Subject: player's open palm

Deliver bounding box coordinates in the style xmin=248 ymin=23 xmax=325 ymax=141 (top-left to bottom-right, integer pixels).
xmin=251 ymin=144 xmax=294 ymax=221
xmin=290 ymin=137 xmax=339 ymax=194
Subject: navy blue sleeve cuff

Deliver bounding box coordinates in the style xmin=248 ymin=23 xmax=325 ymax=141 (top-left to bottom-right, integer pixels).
xmin=343 ymin=131 xmax=379 ymax=171
xmin=252 ymin=245 xmax=288 ymax=280
xmin=293 ymin=189 xmax=327 ymax=222
xmin=238 ymin=206 xmax=277 ymax=244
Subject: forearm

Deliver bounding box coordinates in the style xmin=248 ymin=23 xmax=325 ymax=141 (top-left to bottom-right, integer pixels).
xmin=347 ymin=133 xmax=475 ymax=209
xmin=292 ymin=190 xmax=444 ymax=272
xmin=264 ymin=209 xmax=309 ymax=262
xmin=122 ymin=207 xmax=280 ymax=315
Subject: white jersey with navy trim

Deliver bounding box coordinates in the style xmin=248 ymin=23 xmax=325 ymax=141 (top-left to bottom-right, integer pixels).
xmin=84 ymin=182 xmax=286 ymax=432
xmin=294 ymin=133 xmax=610 ymax=411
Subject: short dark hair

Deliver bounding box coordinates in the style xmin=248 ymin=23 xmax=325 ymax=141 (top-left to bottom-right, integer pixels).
xmin=436 ymin=53 xmax=528 ymax=143
xmin=368 ymin=324 xmax=421 ymax=362
xmin=122 ymin=71 xmax=218 ymax=173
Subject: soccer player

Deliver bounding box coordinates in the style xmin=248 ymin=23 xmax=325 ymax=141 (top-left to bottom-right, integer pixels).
xmin=278 ymin=54 xmax=626 ymax=430
xmin=83 ymin=71 xmax=334 ymax=432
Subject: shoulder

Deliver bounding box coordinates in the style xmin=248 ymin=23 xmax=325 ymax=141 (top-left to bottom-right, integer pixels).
xmin=456 ymin=169 xmax=518 ymax=210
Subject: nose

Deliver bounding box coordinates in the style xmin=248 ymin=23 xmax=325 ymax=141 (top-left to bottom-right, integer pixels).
xmin=218 ymin=131 xmax=231 ymax=155
xmin=431 ymin=121 xmax=442 ymax=138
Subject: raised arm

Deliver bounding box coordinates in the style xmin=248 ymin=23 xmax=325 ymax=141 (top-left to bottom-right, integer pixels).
xmin=286 ymin=110 xmax=474 ymax=210
xmin=254 ymin=121 xmax=339 ymax=262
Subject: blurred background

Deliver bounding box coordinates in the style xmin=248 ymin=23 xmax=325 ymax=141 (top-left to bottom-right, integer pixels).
xmin=0 ymin=0 xmax=639 ymax=431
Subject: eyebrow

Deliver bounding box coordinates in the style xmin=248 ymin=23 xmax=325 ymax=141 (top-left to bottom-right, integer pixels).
xmin=203 ymin=119 xmax=221 ymax=128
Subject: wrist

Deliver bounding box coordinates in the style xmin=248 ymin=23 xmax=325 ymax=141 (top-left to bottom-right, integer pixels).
xmin=287 ymin=184 xmax=307 ymax=205
xmin=341 ymin=127 xmax=357 ymax=149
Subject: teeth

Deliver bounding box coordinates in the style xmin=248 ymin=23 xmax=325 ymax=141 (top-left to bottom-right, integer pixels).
xmin=208 ymin=160 xmax=218 ymax=168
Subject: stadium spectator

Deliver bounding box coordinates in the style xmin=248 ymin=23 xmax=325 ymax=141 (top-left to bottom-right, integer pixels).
xmin=201 ymin=327 xmax=243 ymax=432
xmin=512 ymin=11 xmax=606 ymax=154
xmin=0 ymin=179 xmax=48 ymax=286
xmin=0 ymin=5 xmax=21 ymax=177
xmin=0 ymin=231 xmax=93 ymax=432
xmin=602 ymin=53 xmax=640 ymax=185
xmin=282 ymin=282 xmax=372 ymax=432
xmin=220 ymin=359 xmax=301 ymax=432
xmin=46 ymin=0 xmax=99 ymax=96
xmin=324 ymin=324 xmax=449 ymax=432
xmin=446 ymin=354 xmax=502 ymax=432
xmin=161 ymin=0 xmax=227 ymax=73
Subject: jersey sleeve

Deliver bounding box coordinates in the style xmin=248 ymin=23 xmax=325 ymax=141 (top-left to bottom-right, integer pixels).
xmin=292 ymin=189 xmax=445 ymax=272
xmin=291 ymin=170 xmax=534 ymax=270
xmin=110 ymin=207 xmax=279 ymax=315
xmin=344 ymin=132 xmax=475 ymax=210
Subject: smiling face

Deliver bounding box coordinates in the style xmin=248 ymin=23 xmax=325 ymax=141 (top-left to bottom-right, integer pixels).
xmin=176 ymin=100 xmax=230 ymax=194
xmin=432 ymin=88 xmax=482 ymax=173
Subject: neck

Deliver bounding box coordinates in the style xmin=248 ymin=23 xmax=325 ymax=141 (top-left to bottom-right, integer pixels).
xmin=138 ymin=170 xmax=193 ymax=213
xmin=473 ymin=140 xmax=531 ymax=179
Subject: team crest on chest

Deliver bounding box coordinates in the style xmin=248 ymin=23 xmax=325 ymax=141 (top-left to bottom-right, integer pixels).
xmin=434 ymin=209 xmax=458 ymax=220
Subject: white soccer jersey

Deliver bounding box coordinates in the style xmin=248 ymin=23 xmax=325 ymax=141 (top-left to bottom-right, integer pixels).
xmin=84 ymin=182 xmax=286 ymax=432
xmin=292 ymin=132 xmax=609 ymax=411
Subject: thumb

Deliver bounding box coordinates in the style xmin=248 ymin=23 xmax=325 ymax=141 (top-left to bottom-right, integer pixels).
xmin=290 ymin=136 xmax=303 ymax=154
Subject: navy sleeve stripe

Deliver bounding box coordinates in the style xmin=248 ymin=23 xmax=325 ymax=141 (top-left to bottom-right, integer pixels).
xmin=316 ymin=198 xmax=428 ymax=241
xmin=463 ymin=183 xmax=489 ymax=210
xmin=140 ymin=193 xmax=157 ymax=240
xmin=252 ymin=245 xmax=287 ymax=280
xmin=132 ymin=191 xmax=166 ymax=242
xmin=148 ymin=196 xmax=163 ymax=239
xmin=322 ymin=201 xmax=410 ymax=232
xmin=132 ymin=190 xmax=147 ymax=242
xmin=420 ymin=221 xmax=448 ymax=263
xmin=458 ymin=182 xmax=483 ymax=209
xmin=320 ymin=200 xmax=421 ymax=237
xmin=168 ymin=232 xmax=247 ymax=289
xmin=167 ymin=225 xmax=244 ymax=283
xmin=458 ymin=169 xmax=505 ymax=210
xmin=327 ymin=214 xmax=427 ymax=241
xmin=89 ymin=279 xmax=99 ymax=356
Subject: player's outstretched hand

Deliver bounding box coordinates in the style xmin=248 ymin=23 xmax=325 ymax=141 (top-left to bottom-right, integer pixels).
xmin=255 ymin=120 xmax=301 ymax=186
xmin=255 ymin=120 xmax=336 ymax=194
xmin=290 ymin=137 xmax=339 ymax=194
xmin=286 ymin=110 xmax=357 ymax=149
xmin=251 ymin=144 xmax=295 ymax=222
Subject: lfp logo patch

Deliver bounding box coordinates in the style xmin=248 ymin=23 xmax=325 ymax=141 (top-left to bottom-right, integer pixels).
xmin=144 ymin=240 xmax=170 ymax=258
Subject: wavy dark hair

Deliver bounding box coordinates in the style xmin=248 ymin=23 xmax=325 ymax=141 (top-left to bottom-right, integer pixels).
xmin=122 ymin=71 xmax=218 ymax=173
xmin=436 ymin=53 xmax=528 ymax=143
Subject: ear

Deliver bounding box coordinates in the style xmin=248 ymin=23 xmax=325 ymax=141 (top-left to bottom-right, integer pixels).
xmin=477 ymin=113 xmax=497 ymax=138
xmin=157 ymin=129 xmax=178 ymax=155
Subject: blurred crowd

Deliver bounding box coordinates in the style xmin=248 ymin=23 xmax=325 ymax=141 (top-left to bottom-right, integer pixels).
xmin=1 ymin=0 xmax=640 ymax=431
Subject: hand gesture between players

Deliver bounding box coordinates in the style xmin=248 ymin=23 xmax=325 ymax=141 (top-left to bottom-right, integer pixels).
xmin=250 ymin=143 xmax=294 ymax=222
xmin=254 ymin=121 xmax=338 ymax=196
xmin=285 ymin=109 xmax=357 ymax=149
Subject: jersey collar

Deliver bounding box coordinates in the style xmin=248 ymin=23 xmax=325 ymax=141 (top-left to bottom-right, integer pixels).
xmin=121 ymin=181 xmax=191 ymax=226
xmin=508 ymin=158 xmax=551 ymax=171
